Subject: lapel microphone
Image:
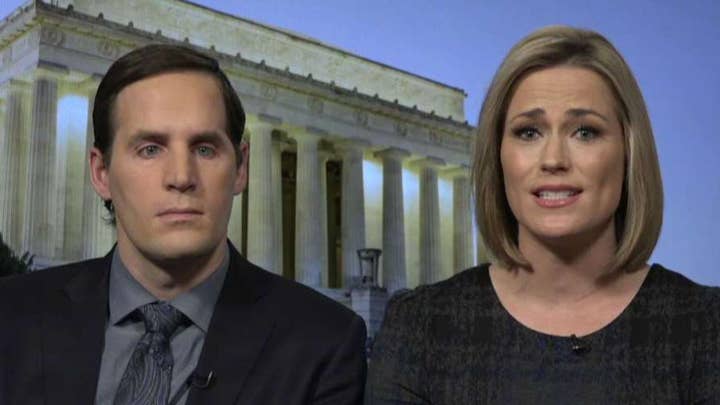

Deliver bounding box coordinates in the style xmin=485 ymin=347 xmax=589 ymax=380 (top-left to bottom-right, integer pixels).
xmin=570 ymin=334 xmax=591 ymax=355
xmin=191 ymin=371 xmax=215 ymax=389
xmin=169 ymin=370 xmax=216 ymax=405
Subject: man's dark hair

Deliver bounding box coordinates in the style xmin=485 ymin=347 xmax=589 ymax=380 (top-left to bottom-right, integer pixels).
xmin=92 ymin=44 xmax=246 ymax=222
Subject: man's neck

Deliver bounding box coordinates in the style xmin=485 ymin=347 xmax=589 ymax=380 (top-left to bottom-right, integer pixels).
xmin=115 ymin=237 xmax=228 ymax=301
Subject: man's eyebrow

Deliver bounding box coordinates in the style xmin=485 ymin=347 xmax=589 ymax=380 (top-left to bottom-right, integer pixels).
xmin=128 ymin=131 xmax=168 ymax=146
xmin=126 ymin=131 xmax=227 ymax=146
xmin=566 ymin=108 xmax=610 ymax=122
xmin=190 ymin=131 xmax=226 ymax=144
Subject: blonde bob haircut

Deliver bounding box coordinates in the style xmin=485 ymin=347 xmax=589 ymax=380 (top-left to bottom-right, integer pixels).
xmin=473 ymin=25 xmax=663 ymax=273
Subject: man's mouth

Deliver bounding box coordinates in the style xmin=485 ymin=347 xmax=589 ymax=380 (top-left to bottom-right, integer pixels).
xmin=158 ymin=208 xmax=203 ymax=219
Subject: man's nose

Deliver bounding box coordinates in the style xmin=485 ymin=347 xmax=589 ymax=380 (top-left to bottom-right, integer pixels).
xmin=165 ymin=149 xmax=197 ymax=192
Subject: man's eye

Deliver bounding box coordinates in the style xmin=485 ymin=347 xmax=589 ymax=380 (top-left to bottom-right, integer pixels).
xmin=139 ymin=144 xmax=161 ymax=158
xmin=197 ymin=145 xmax=216 ymax=158
xmin=512 ymin=126 xmax=540 ymax=140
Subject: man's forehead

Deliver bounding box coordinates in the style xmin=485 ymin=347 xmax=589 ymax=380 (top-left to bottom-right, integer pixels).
xmin=116 ymin=70 xmax=223 ymax=101
xmin=111 ymin=71 xmax=227 ymax=135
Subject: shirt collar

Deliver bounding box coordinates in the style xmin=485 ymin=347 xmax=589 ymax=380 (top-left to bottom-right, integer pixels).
xmin=108 ymin=244 xmax=229 ymax=333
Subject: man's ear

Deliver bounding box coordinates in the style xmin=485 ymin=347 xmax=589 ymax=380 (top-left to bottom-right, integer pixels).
xmin=89 ymin=147 xmax=112 ymax=200
xmin=233 ymin=141 xmax=249 ymax=195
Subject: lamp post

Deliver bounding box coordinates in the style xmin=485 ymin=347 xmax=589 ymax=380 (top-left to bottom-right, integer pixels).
xmin=351 ymin=248 xmax=389 ymax=357
xmin=357 ymin=248 xmax=382 ymax=288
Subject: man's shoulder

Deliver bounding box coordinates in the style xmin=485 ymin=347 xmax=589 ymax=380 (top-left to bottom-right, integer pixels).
xmin=265 ymin=269 xmax=357 ymax=318
xmin=0 ymin=257 xmax=106 ymax=304
xmin=241 ymin=263 xmax=361 ymax=334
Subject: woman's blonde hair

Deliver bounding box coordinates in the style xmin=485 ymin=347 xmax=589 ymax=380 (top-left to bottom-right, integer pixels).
xmin=473 ymin=25 xmax=663 ymax=272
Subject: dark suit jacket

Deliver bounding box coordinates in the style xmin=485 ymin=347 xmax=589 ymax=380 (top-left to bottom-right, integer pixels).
xmin=0 ymin=243 xmax=367 ymax=404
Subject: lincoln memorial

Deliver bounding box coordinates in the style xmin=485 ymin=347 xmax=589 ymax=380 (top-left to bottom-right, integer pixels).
xmin=0 ymin=0 xmax=484 ymax=334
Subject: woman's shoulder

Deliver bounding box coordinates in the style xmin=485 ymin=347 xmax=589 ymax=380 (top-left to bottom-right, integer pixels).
xmin=383 ymin=263 xmax=494 ymax=320
xmin=643 ymin=263 xmax=720 ymax=316
xmin=648 ymin=265 xmax=720 ymax=401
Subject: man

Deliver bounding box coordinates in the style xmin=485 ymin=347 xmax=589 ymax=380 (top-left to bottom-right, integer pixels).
xmin=0 ymin=44 xmax=366 ymax=405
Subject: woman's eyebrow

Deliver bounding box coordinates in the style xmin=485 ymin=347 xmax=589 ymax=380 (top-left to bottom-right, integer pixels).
xmin=508 ymin=107 xmax=545 ymax=123
xmin=566 ymin=108 xmax=609 ymax=122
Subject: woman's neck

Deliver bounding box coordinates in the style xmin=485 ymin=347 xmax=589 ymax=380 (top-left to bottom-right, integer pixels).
xmin=490 ymin=221 xmax=650 ymax=336
xmin=506 ymin=221 xmax=623 ymax=304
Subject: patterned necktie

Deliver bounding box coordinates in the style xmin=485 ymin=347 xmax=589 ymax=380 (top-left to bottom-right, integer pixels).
xmin=114 ymin=302 xmax=188 ymax=405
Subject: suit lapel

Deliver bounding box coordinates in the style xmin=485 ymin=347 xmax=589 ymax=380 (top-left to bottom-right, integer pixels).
xmin=187 ymin=244 xmax=276 ymax=405
xmin=42 ymin=253 xmax=111 ymax=404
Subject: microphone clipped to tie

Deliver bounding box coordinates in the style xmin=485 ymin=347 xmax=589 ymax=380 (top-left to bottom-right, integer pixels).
xmin=168 ymin=371 xmax=215 ymax=405
xmin=191 ymin=371 xmax=215 ymax=389
xmin=570 ymin=334 xmax=590 ymax=355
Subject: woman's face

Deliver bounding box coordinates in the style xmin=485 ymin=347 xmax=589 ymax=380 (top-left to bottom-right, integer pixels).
xmin=500 ymin=66 xmax=625 ymax=244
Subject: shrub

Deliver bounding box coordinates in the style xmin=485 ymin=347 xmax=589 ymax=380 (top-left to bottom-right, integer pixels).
xmin=0 ymin=233 xmax=33 ymax=277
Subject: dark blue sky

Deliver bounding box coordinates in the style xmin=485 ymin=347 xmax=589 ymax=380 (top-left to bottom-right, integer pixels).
xmin=2 ymin=0 xmax=719 ymax=284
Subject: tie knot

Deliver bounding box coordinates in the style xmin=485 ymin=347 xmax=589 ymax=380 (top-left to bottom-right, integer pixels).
xmin=137 ymin=302 xmax=188 ymax=338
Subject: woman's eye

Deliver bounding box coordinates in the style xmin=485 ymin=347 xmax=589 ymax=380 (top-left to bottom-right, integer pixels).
xmin=512 ymin=127 xmax=540 ymax=140
xmin=575 ymin=126 xmax=599 ymax=141
xmin=197 ymin=145 xmax=216 ymax=158
xmin=138 ymin=144 xmax=161 ymax=158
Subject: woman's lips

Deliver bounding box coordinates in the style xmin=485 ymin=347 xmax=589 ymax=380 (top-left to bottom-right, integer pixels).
xmin=533 ymin=190 xmax=582 ymax=208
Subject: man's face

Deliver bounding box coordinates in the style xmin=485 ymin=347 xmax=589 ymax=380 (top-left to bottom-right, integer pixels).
xmin=90 ymin=71 xmax=247 ymax=264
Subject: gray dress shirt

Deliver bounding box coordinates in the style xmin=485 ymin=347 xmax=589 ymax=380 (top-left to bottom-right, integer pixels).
xmin=94 ymin=248 xmax=229 ymax=405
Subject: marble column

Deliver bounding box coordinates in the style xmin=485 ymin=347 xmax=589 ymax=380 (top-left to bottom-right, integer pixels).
xmin=0 ymin=81 xmax=28 ymax=251
xmin=0 ymin=94 xmax=7 ymax=238
xmin=23 ymin=75 xmax=59 ymax=259
xmin=338 ymin=140 xmax=369 ymax=289
xmin=246 ymin=120 xmax=276 ymax=271
xmin=448 ymin=166 xmax=473 ymax=272
xmin=418 ymin=157 xmax=445 ymax=285
xmin=375 ymin=147 xmax=410 ymax=293
xmin=0 ymin=98 xmax=4 ymax=178
xmin=0 ymin=97 xmax=4 ymax=159
xmin=82 ymin=83 xmax=115 ymax=258
xmin=293 ymin=130 xmax=324 ymax=287
xmin=271 ymin=135 xmax=284 ymax=275
xmin=319 ymin=150 xmax=330 ymax=287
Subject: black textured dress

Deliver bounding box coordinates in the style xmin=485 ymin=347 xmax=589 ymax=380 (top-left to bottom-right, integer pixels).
xmin=366 ymin=264 xmax=720 ymax=404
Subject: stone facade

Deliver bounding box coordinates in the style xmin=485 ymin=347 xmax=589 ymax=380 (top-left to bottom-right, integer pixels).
xmin=0 ymin=0 xmax=482 ymax=335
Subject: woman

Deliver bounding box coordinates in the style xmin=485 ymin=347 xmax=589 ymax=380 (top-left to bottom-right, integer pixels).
xmin=366 ymin=26 xmax=720 ymax=404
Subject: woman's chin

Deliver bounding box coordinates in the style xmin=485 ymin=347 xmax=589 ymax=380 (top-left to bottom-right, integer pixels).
xmin=521 ymin=219 xmax=615 ymax=249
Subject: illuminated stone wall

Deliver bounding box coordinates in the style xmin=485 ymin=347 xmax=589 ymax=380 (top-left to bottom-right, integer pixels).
xmin=0 ymin=0 xmax=480 ymax=291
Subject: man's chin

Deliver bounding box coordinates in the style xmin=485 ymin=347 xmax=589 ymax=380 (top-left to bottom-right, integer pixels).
xmin=143 ymin=236 xmax=223 ymax=263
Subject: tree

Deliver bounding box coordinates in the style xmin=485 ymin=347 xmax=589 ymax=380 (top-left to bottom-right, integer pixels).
xmin=0 ymin=233 xmax=33 ymax=278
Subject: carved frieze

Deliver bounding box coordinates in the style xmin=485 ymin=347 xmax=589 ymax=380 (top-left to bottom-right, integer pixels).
xmin=353 ymin=110 xmax=369 ymax=127
xmin=394 ymin=122 xmax=408 ymax=137
xmin=0 ymin=49 xmax=11 ymax=68
xmin=307 ymin=96 xmax=323 ymax=114
xmin=260 ymin=83 xmax=277 ymax=100
xmin=40 ymin=26 xmax=65 ymax=46
xmin=97 ymin=39 xmax=121 ymax=59
xmin=429 ymin=130 xmax=441 ymax=144
xmin=15 ymin=32 xmax=31 ymax=52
